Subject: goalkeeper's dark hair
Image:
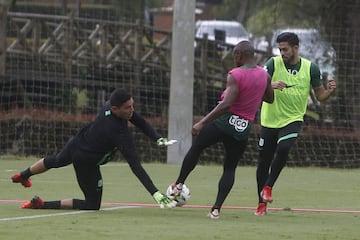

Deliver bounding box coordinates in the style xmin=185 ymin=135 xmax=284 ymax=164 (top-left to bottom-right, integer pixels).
xmin=276 ymin=32 xmax=299 ymax=46
xmin=110 ymin=88 xmax=132 ymax=107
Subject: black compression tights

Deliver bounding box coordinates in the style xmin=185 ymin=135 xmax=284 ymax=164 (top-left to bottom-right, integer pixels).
xmin=256 ymin=121 xmax=302 ymax=202
xmin=176 ymin=123 xmax=247 ymax=210
xmin=256 ymin=131 xmax=299 ymax=202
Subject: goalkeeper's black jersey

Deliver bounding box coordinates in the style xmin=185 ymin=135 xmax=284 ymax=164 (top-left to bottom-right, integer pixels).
xmin=76 ymin=100 xmax=161 ymax=157
xmin=73 ymin=101 xmax=161 ymax=194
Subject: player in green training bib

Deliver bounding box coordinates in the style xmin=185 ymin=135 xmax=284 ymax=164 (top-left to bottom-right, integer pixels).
xmin=254 ymin=32 xmax=337 ymax=216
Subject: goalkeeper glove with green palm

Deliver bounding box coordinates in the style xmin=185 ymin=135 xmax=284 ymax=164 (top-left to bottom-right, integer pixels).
xmin=157 ymin=138 xmax=178 ymax=146
xmin=153 ymin=191 xmax=177 ymax=208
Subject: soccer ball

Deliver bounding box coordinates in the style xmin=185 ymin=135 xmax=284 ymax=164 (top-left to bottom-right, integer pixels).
xmin=166 ymin=184 xmax=191 ymax=207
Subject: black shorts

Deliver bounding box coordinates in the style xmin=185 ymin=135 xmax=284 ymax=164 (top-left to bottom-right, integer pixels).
xmin=259 ymin=121 xmax=302 ymax=147
xmin=44 ymin=136 xmax=104 ymax=210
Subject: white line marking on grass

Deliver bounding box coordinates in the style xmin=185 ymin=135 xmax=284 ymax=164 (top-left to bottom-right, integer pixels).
xmin=0 ymin=206 xmax=138 ymax=222
xmin=103 ymin=202 xmax=360 ymax=214
xmin=3 ymin=163 xmax=128 ymax=173
xmin=2 ymin=199 xmax=359 ymax=221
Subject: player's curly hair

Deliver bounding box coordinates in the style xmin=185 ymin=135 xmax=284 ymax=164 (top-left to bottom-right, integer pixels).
xmin=110 ymin=88 xmax=132 ymax=107
xmin=276 ymin=32 xmax=299 ymax=46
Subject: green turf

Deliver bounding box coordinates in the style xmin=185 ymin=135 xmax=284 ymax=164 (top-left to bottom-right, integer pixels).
xmin=1 ymin=156 xmax=360 ymax=240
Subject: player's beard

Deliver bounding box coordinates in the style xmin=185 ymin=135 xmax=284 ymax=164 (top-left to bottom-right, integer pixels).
xmin=282 ymin=53 xmax=296 ymax=64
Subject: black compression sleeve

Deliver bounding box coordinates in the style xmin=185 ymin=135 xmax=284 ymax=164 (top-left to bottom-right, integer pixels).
xmin=129 ymin=112 xmax=161 ymax=141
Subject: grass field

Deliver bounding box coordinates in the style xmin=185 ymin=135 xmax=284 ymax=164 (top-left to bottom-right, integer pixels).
xmin=1 ymin=155 xmax=360 ymax=240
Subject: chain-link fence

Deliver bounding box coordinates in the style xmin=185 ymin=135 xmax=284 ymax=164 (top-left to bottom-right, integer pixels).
xmin=0 ymin=1 xmax=359 ymax=167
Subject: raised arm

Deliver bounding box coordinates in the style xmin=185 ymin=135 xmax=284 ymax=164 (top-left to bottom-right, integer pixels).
xmin=313 ymin=79 xmax=336 ymax=102
xmin=129 ymin=111 xmax=161 ymax=141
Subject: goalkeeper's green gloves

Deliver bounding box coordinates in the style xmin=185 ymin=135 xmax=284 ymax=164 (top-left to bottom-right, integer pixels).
xmin=153 ymin=191 xmax=177 ymax=208
xmin=157 ymin=138 xmax=178 ymax=146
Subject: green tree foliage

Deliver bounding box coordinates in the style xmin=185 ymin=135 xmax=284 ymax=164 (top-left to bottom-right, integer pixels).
xmin=253 ymin=0 xmax=321 ymax=35
xmin=211 ymin=0 xmax=324 ymax=36
xmin=209 ymin=0 xmax=245 ymax=22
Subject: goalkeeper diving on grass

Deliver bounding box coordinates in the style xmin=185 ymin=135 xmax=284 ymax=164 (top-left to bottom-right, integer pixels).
xmin=11 ymin=88 xmax=177 ymax=210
